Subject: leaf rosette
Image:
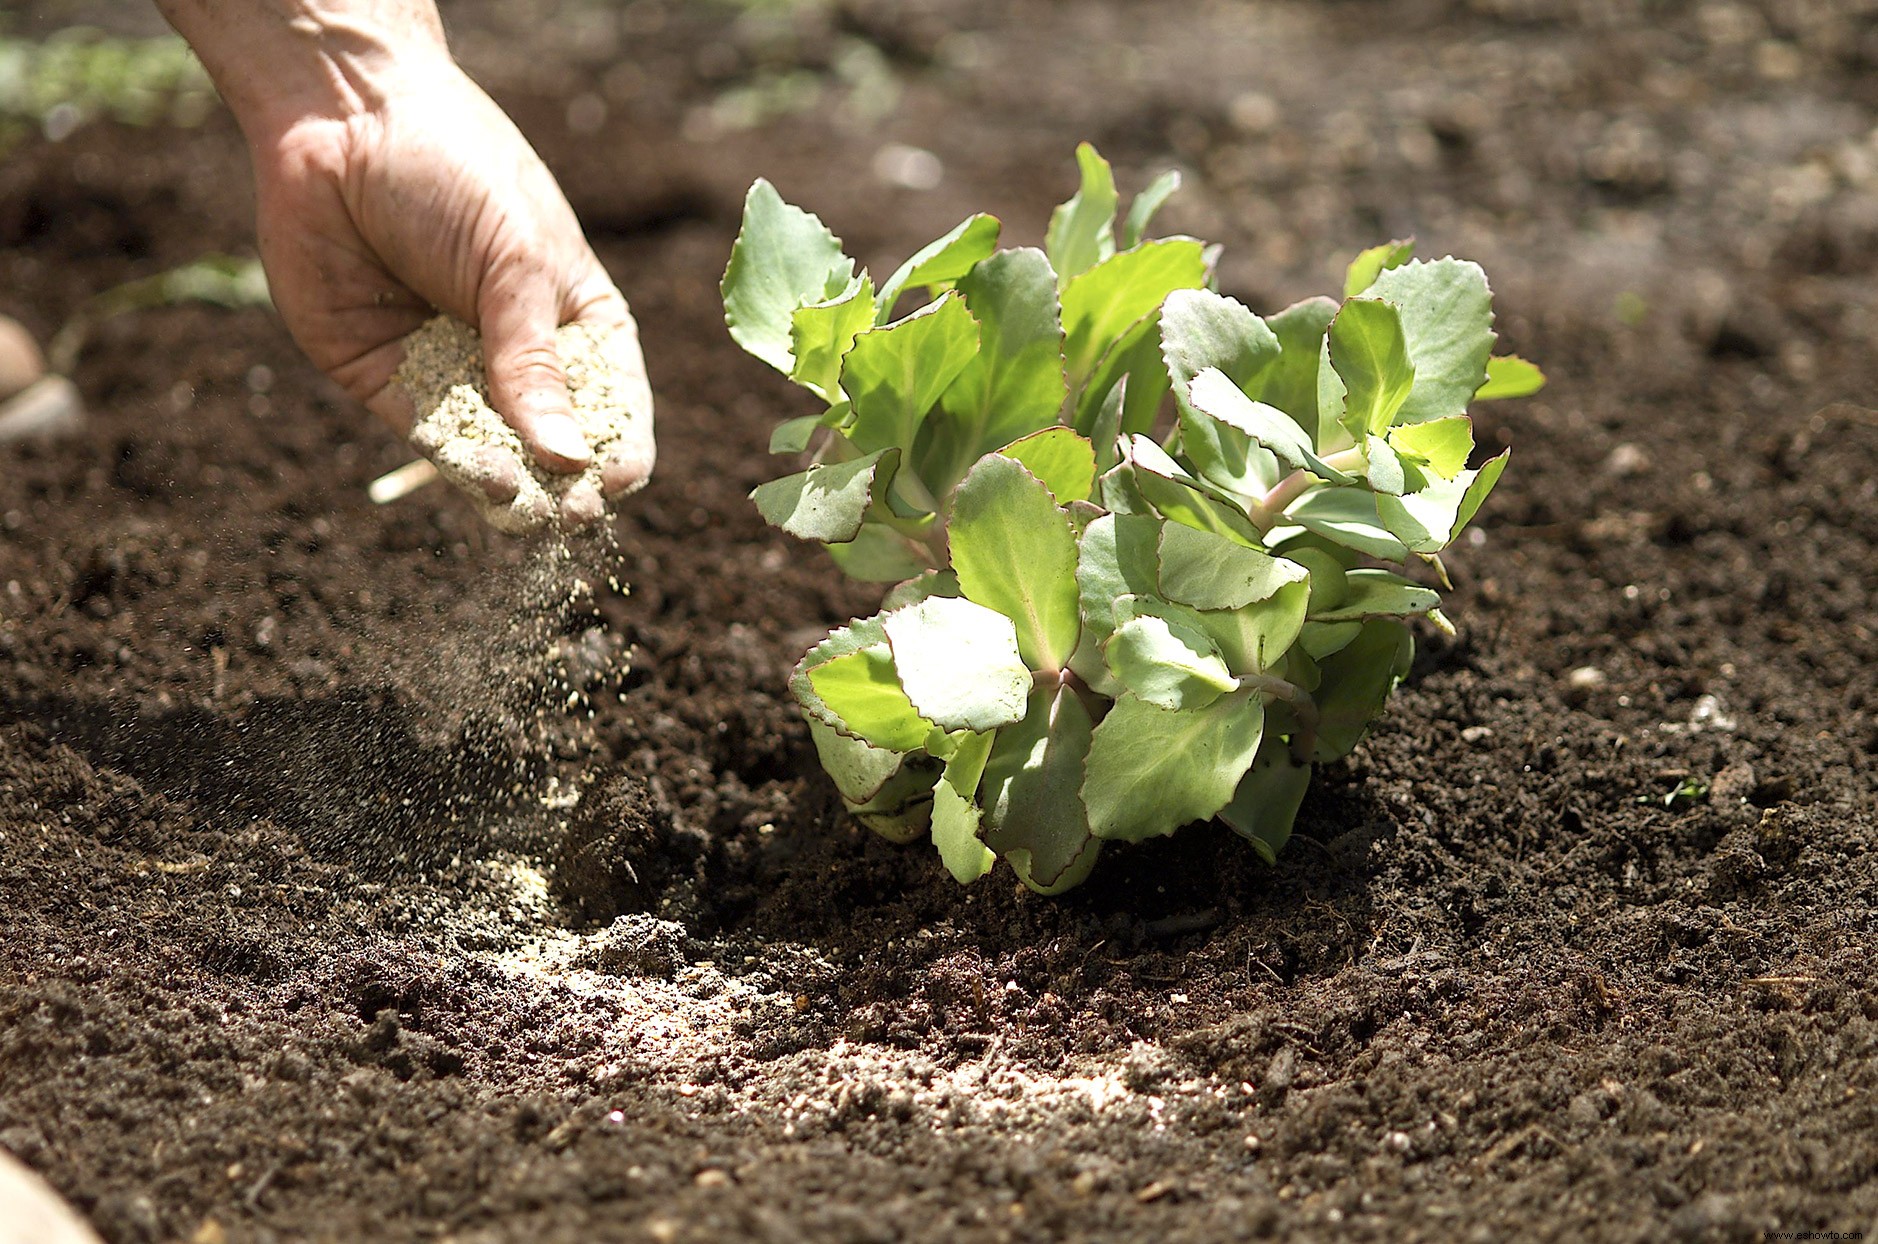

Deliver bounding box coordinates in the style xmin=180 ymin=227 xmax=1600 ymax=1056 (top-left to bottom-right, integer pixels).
xmin=723 ymin=146 xmax=1543 ymax=892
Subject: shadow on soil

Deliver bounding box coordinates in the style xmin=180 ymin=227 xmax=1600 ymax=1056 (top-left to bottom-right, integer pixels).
xmin=11 ymin=691 xmax=548 ymax=875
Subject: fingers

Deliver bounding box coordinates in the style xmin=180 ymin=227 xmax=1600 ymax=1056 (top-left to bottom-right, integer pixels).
xmin=559 ymin=479 xmax=607 ymax=528
xmin=600 ymin=446 xmax=655 ymax=500
xmin=566 ymin=271 xmax=632 ymax=330
xmin=470 ymin=446 xmax=523 ymax=506
xmin=479 ymin=266 xmax=591 ymax=474
xmin=568 ymin=279 xmax=657 ymax=501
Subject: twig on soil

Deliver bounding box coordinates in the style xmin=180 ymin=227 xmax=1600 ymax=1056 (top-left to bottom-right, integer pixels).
xmin=368 ymin=458 xmax=441 ymax=505
xmin=1743 ymin=975 xmax=1819 ymax=986
xmin=243 ymin=1159 xmax=281 ymax=1210
xmin=1476 ymin=1124 xmax=1561 ymax=1169
xmin=147 ymin=858 xmax=211 ymax=875
xmin=1244 ymin=948 xmax=1284 ymax=986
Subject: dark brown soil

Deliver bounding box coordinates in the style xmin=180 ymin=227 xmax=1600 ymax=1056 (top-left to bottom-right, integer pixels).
xmin=4 ymin=1 xmax=1878 ymax=1240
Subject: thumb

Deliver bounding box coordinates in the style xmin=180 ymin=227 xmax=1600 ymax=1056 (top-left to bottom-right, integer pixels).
xmin=478 ymin=264 xmax=591 ymax=474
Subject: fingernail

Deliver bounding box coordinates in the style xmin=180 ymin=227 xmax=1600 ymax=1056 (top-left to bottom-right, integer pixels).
xmin=535 ymin=415 xmax=591 ymax=467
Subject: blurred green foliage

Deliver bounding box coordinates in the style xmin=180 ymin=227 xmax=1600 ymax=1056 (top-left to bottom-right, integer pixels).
xmin=0 ymin=28 xmax=216 ymax=151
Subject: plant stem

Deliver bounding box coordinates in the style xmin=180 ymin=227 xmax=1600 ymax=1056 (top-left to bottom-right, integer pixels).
xmin=1241 ymin=673 xmax=1320 ymax=764
xmin=1247 ymin=447 xmax=1368 ymax=533
xmin=1249 ymin=470 xmax=1312 ymax=533
xmin=1322 ymin=446 xmax=1367 ymax=474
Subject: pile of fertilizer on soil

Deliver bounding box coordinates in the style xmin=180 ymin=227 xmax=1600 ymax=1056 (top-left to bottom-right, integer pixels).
xmin=398 ymin=315 xmax=651 ymax=535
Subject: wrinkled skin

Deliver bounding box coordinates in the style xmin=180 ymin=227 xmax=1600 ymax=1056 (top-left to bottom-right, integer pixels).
xmin=155 ymin=1 xmax=653 ymax=527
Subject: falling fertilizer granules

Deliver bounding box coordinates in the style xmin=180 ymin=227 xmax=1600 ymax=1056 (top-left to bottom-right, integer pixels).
xmin=399 ymin=315 xmax=652 ymax=535
xmin=386 ymin=314 xmax=643 ymax=812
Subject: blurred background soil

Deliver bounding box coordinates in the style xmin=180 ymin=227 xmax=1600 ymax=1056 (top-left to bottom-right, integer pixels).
xmin=2 ymin=0 xmax=1877 ymax=1240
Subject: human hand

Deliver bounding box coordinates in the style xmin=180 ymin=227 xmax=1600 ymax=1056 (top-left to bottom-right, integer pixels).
xmin=152 ymin=0 xmax=653 ymax=526
xmin=248 ymin=52 xmax=653 ymax=524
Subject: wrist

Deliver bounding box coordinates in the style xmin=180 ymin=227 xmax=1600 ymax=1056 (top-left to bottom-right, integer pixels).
xmin=157 ymin=0 xmax=453 ymax=144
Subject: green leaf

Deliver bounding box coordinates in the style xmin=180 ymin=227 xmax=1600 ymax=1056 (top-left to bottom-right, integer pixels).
xmin=1124 ymin=438 xmax=1266 ymax=549
xmin=1157 ymin=522 xmax=1308 ymax=611
xmin=1218 ymin=740 xmax=1313 ymax=864
xmin=1454 ymin=450 xmax=1508 ymax=536
xmin=1343 ymin=238 xmax=1414 ymax=299
xmin=949 ymin=454 xmax=1082 ymax=674
xmin=1285 ymin=486 xmax=1410 ymax=561
xmin=1073 ymin=311 xmax=1170 ymax=439
xmin=1249 ymin=296 xmax=1338 ymax=443
xmin=1120 ymin=169 xmax=1182 ymax=249
xmin=1312 ymin=618 xmax=1413 ymax=761
xmin=1061 ymin=239 xmax=1210 ymax=393
xmin=826 ymin=523 xmax=932 ymax=582
xmin=850 ymin=805 xmax=931 ymax=845
xmin=1474 ymin=354 xmax=1545 ymax=401
xmin=1161 ymin=288 xmax=1280 ymax=396
xmin=723 ymin=180 xmax=857 ymax=374
xmin=1364 ymin=434 xmax=1410 ymax=496
xmin=931 ymin=730 xmax=996 ymax=883
xmin=1281 ymin=544 xmax=1350 ymax=612
xmin=791 ymin=616 xmax=884 ymax=724
xmin=1012 ymin=838 xmax=1104 ymax=896
xmin=842 ymin=750 xmax=943 ymax=844
xmin=805 ymin=642 xmax=933 ymax=753
xmin=1089 ymin=388 xmax=1128 ymax=476
xmin=1375 ymin=452 xmax=1507 ymax=553
xmin=1161 ymin=288 xmax=1284 ymax=498
xmin=881 ymin=568 xmax=961 ymax=611
xmin=844 ymin=292 xmax=981 ymax=458
xmin=925 ymin=247 xmax=1068 ymax=493
xmin=1070 ymin=512 xmax=1162 ymax=691
xmin=1045 ymin=142 xmax=1119 ymax=289
xmin=1105 ymin=596 xmax=1238 ymax=710
xmin=769 ymin=414 xmax=825 ymax=455
xmin=1185 ymin=368 xmax=1353 ymax=485
xmin=883 ymin=596 xmax=1032 ymax=733
xmin=1387 ymin=416 xmax=1472 ymax=479
xmin=1097 ymin=458 xmax=1149 ymax=514
xmin=1317 ymin=338 xmax=1348 ymax=442
xmin=1366 ymin=258 xmax=1495 ymax=425
xmin=1083 ymin=690 xmax=1265 ymax=841
xmin=1298 ymin=619 xmax=1363 ymax=661
xmin=751 ymin=448 xmax=898 ymax=543
xmin=1310 ymin=569 xmax=1440 ymax=622
xmin=1329 ymin=297 xmax=1416 ymax=438
xmin=807 ymin=715 xmax=912 ymax=806
xmin=996 ymin=427 xmax=1096 ymax=504
xmin=1197 ymin=578 xmax=1310 ymax=674
xmin=983 ymin=686 xmax=1098 ymax=889
xmin=789 ymin=272 xmax=876 ymax=401
xmin=875 ymin=213 xmax=1001 ymax=320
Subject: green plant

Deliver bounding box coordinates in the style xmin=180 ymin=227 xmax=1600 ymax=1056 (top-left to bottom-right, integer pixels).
xmin=721 ymin=144 xmax=1542 ymax=893
xmin=46 ymin=255 xmax=269 ymax=375
xmin=0 ymin=29 xmax=215 ymax=150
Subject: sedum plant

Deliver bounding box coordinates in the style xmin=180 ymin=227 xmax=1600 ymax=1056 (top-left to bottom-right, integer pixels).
xmin=721 ymin=144 xmax=1542 ymax=893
